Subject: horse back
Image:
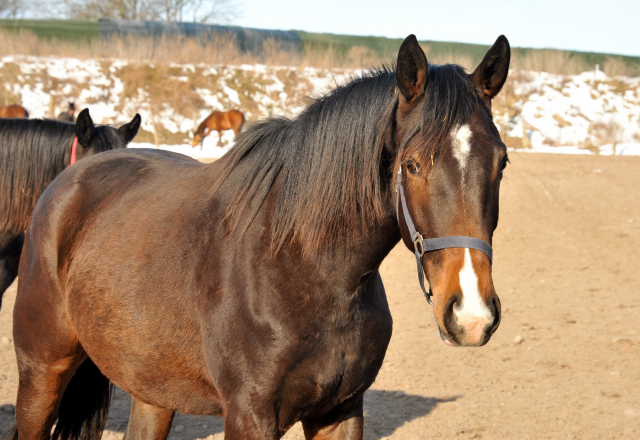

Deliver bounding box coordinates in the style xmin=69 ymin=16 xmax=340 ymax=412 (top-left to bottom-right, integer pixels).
xmin=20 ymin=148 xmax=200 ymax=289
xmin=18 ymin=148 xmax=227 ymax=413
xmin=0 ymin=105 xmax=28 ymax=119
xmin=207 ymin=110 xmax=244 ymax=132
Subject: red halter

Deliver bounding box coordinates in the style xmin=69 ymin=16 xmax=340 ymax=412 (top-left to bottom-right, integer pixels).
xmin=70 ymin=137 xmax=78 ymax=165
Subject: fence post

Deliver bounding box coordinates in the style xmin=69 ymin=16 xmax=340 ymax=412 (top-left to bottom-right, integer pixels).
xmin=49 ymin=95 xmax=55 ymax=119
xmin=148 ymin=104 xmax=160 ymax=149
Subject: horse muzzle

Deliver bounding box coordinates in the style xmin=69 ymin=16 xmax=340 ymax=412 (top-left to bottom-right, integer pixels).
xmin=438 ymin=290 xmax=501 ymax=347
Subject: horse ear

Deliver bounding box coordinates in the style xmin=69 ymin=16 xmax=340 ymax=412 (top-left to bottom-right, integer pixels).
xmin=75 ymin=108 xmax=94 ymax=147
xmin=396 ymin=34 xmax=429 ymax=104
xmin=118 ymin=114 xmax=141 ymax=144
xmin=471 ymin=35 xmax=510 ymax=101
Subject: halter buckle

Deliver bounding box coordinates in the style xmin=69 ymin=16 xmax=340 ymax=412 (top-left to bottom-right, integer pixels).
xmin=413 ymin=232 xmax=425 ymax=256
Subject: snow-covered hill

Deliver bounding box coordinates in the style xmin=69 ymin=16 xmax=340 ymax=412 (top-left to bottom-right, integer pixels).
xmin=2 ymin=55 xmax=639 ymax=158
xmin=498 ymin=69 xmax=640 ymax=155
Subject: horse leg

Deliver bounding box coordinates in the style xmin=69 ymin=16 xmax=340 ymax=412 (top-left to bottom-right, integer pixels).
xmin=124 ymin=397 xmax=175 ymax=440
xmin=218 ymin=131 xmax=223 ymax=146
xmin=0 ymin=231 xmax=24 ymax=307
xmin=222 ymin=403 xmax=282 ymax=440
xmin=302 ymin=396 xmax=364 ymax=440
xmin=14 ymin=341 xmax=87 ymax=439
xmin=14 ymin=250 xmax=109 ymax=439
xmin=199 ymin=128 xmax=209 ymax=150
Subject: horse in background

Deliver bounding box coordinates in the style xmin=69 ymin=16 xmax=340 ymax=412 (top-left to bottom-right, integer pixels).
xmin=0 ymin=105 xmax=29 ymax=119
xmin=0 ymin=109 xmax=141 ymax=307
xmin=191 ymin=109 xmax=244 ymax=148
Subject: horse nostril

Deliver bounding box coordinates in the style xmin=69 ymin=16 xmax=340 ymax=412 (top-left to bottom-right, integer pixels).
xmin=443 ymin=293 xmax=461 ymax=331
xmin=488 ymin=295 xmax=501 ymax=333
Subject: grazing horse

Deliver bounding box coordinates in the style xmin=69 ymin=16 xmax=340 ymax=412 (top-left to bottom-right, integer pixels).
xmin=0 ymin=109 xmax=141 ymax=306
xmin=0 ymin=105 xmax=29 ymax=119
xmin=12 ymin=34 xmax=510 ymax=440
xmin=191 ymin=109 xmax=245 ymax=148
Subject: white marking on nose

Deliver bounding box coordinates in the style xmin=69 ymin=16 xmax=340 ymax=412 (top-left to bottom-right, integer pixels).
xmin=451 ymin=124 xmax=472 ymax=170
xmin=454 ymin=249 xmax=492 ymax=343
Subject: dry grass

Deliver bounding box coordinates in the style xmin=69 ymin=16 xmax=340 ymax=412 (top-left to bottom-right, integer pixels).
xmin=4 ymin=28 xmax=636 ymax=75
xmin=602 ymin=56 xmax=638 ymax=77
xmin=0 ymin=28 xmax=422 ymax=69
xmin=511 ymin=49 xmax=590 ymax=75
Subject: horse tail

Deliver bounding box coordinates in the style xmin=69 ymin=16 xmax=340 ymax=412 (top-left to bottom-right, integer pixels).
xmin=50 ymin=358 xmax=113 ymax=440
xmin=23 ymin=109 xmax=28 ymax=119
xmin=2 ymin=425 xmax=18 ymax=440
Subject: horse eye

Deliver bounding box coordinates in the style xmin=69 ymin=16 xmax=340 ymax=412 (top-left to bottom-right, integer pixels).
xmin=407 ymin=160 xmax=421 ymax=175
xmin=500 ymin=157 xmax=510 ymax=173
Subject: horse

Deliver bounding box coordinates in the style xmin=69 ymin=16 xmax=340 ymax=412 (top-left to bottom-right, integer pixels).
xmin=0 ymin=105 xmax=29 ymax=119
xmin=11 ymin=34 xmax=510 ymax=440
xmin=191 ymin=109 xmax=245 ymax=148
xmin=0 ymin=108 xmax=141 ymax=307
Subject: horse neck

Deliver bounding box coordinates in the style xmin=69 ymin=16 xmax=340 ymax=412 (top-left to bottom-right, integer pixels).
xmin=353 ymin=191 xmax=401 ymax=266
xmin=306 ymin=188 xmax=402 ymax=286
xmin=196 ymin=119 xmax=209 ymax=136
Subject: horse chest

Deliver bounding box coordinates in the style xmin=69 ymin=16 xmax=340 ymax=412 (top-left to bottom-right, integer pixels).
xmin=205 ymin=274 xmax=393 ymax=420
xmin=278 ymin=287 xmax=393 ymax=415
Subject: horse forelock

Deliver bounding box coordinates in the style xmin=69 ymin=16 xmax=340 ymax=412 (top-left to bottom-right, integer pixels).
xmin=0 ymin=119 xmax=74 ymax=232
xmin=212 ymin=64 xmax=479 ymax=256
xmin=399 ymin=64 xmax=481 ymax=168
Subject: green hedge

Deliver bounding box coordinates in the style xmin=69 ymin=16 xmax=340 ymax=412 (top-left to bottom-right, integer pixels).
xmin=0 ymin=19 xmax=99 ymax=41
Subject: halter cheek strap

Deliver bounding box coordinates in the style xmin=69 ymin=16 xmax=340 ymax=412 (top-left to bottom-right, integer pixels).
xmin=70 ymin=137 xmax=78 ymax=165
xmin=395 ymin=165 xmax=493 ymax=305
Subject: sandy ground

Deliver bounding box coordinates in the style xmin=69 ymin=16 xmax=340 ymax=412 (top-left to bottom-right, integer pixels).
xmin=1 ymin=152 xmax=639 ymax=439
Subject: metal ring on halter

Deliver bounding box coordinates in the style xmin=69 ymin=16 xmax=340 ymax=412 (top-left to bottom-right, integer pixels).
xmin=413 ymin=232 xmax=424 ymax=256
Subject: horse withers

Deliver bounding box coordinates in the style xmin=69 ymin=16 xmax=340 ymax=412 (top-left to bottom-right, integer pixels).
xmin=12 ymin=34 xmax=510 ymax=439
xmin=0 ymin=105 xmax=29 ymax=119
xmin=0 ymin=109 xmax=141 ymax=306
xmin=191 ymin=109 xmax=245 ymax=148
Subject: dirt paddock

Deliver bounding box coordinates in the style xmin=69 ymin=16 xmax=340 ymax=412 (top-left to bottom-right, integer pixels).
xmin=1 ymin=153 xmax=639 ymax=439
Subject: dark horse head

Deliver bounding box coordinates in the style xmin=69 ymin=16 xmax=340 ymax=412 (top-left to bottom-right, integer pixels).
xmin=68 ymin=108 xmax=141 ymax=166
xmin=393 ymin=36 xmax=509 ymax=346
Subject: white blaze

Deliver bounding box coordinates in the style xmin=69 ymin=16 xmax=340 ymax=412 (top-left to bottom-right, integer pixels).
xmin=452 ymin=124 xmax=472 ymax=170
xmin=454 ymin=249 xmax=492 ymax=331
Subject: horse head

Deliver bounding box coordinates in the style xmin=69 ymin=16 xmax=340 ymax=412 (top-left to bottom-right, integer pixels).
xmin=191 ymin=133 xmax=202 ymax=147
xmin=394 ymin=35 xmax=510 ymax=347
xmin=67 ymin=108 xmax=141 ymax=166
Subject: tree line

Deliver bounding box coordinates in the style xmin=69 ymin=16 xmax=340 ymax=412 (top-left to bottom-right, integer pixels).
xmin=0 ymin=0 xmax=241 ymax=24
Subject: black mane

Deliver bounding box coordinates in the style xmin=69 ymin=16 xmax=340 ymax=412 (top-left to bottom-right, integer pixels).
xmin=0 ymin=119 xmax=126 ymax=232
xmin=212 ymin=63 xmax=480 ymax=255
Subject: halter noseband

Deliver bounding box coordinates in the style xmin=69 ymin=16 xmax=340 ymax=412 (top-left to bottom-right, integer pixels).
xmin=395 ymin=165 xmax=493 ymax=305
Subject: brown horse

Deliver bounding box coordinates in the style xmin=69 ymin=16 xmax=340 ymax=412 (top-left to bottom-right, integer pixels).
xmin=0 ymin=105 xmax=29 ymax=119
xmin=191 ymin=109 xmax=244 ymax=148
xmin=12 ymin=35 xmax=510 ymax=439
xmin=0 ymin=109 xmax=141 ymax=307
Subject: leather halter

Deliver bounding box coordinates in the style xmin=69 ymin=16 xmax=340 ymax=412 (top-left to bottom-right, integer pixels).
xmin=70 ymin=137 xmax=78 ymax=165
xmin=395 ymin=164 xmax=493 ymax=305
